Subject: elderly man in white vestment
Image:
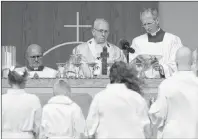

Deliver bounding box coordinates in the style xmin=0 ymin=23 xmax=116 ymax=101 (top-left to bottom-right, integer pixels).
xmin=129 ymin=8 xmax=183 ymax=78
xmin=149 ymin=47 xmax=198 ymax=138
xmin=22 ymin=44 xmax=57 ymax=78
xmin=39 ymin=79 xmax=87 ymax=139
xmin=86 ymin=61 xmax=151 ymax=138
xmin=71 ymin=18 xmax=126 ymax=77
xmin=2 ymin=67 xmax=42 ymax=139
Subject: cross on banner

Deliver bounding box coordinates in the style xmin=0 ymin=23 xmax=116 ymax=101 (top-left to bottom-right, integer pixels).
xmin=64 ymin=12 xmax=92 ymax=42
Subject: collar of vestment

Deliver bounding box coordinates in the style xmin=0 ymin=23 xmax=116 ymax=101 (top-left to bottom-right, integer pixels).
xmin=88 ymin=38 xmax=110 ymax=48
xmin=106 ymin=83 xmax=128 ymax=91
xmin=87 ymin=38 xmax=110 ymax=60
xmin=48 ymin=95 xmax=73 ymax=105
xmin=27 ymin=65 xmax=44 ymax=71
xmin=148 ymin=28 xmax=165 ymax=43
xmin=7 ymin=89 xmax=26 ymax=95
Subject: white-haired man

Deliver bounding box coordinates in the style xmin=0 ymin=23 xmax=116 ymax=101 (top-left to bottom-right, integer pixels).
xmin=71 ymin=18 xmax=126 ymax=77
xmin=129 ymin=8 xmax=183 ymax=78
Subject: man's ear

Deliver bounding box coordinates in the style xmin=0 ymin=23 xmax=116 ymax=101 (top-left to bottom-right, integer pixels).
xmin=92 ymin=28 xmax=95 ymax=37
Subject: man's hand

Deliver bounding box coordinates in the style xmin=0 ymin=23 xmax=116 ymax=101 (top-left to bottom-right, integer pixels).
xmin=152 ymin=62 xmax=165 ymax=77
xmin=152 ymin=62 xmax=161 ymax=71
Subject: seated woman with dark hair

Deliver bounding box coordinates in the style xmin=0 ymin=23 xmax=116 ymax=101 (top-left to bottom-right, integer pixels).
xmin=86 ymin=61 xmax=151 ymax=139
xmin=2 ymin=67 xmax=42 ymax=139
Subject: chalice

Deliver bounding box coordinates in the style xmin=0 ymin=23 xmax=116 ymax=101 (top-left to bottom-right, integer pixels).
xmin=56 ymin=63 xmax=66 ymax=78
xmin=87 ymin=62 xmax=98 ymax=78
xmin=70 ymin=54 xmax=83 ymax=78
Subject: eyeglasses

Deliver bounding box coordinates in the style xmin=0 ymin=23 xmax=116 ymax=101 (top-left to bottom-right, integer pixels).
xmin=94 ymin=28 xmax=109 ymax=34
xmin=30 ymin=55 xmax=43 ymax=59
xmin=142 ymin=20 xmax=156 ymax=27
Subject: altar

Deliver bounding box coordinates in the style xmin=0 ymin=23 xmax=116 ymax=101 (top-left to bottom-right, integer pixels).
xmin=2 ymin=77 xmax=163 ymax=118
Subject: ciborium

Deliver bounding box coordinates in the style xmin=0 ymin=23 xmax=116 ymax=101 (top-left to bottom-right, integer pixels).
xmin=69 ymin=54 xmax=83 ymax=78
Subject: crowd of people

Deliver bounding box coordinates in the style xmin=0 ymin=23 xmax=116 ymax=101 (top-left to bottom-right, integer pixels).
xmin=2 ymin=7 xmax=198 ymax=139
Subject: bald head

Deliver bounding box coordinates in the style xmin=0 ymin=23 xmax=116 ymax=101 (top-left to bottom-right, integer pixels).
xmin=176 ymin=47 xmax=193 ymax=71
xmin=26 ymin=44 xmax=42 ymax=56
xmin=26 ymin=44 xmax=43 ymax=69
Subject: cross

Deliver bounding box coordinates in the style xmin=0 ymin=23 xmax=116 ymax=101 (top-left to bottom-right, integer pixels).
xmin=64 ymin=12 xmax=92 ymax=42
xmin=100 ymin=46 xmax=109 ymax=75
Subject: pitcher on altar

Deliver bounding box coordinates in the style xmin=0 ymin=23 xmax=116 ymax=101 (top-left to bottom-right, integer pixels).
xmin=71 ymin=18 xmax=126 ymax=77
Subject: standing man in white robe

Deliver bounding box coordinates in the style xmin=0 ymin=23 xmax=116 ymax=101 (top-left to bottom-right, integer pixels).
xmin=86 ymin=61 xmax=151 ymax=138
xmin=71 ymin=18 xmax=126 ymax=77
xmin=129 ymin=8 xmax=183 ymax=78
xmin=149 ymin=47 xmax=198 ymax=138
xmin=2 ymin=67 xmax=42 ymax=139
xmin=39 ymin=79 xmax=87 ymax=139
xmin=23 ymin=44 xmax=57 ymax=78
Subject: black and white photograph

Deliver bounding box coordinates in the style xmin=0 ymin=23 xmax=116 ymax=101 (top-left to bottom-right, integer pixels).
xmin=1 ymin=1 xmax=198 ymax=139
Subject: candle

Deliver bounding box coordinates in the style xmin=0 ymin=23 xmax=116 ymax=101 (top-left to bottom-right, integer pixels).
xmin=13 ymin=46 xmax=16 ymax=66
xmin=5 ymin=46 xmax=8 ymax=69
xmin=2 ymin=46 xmax=5 ymax=69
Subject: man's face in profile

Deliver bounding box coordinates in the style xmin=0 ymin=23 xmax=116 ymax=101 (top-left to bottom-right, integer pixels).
xmin=141 ymin=12 xmax=159 ymax=34
xmin=92 ymin=22 xmax=109 ymax=44
xmin=26 ymin=47 xmax=43 ymax=69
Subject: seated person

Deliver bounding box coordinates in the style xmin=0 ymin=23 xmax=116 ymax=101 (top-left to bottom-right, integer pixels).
xmin=69 ymin=18 xmax=126 ymax=77
xmin=129 ymin=8 xmax=183 ymax=78
xmin=39 ymin=79 xmax=87 ymax=139
xmin=22 ymin=44 xmax=57 ymax=78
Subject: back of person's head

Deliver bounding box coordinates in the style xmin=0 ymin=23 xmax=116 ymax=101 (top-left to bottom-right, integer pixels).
xmin=140 ymin=8 xmax=159 ymax=21
xmin=53 ymin=79 xmax=71 ymax=97
xmin=176 ymin=47 xmax=193 ymax=71
xmin=109 ymin=61 xmax=143 ymax=96
xmin=8 ymin=66 xmax=28 ymax=88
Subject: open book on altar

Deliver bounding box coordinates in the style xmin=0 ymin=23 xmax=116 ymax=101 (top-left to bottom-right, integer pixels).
xmin=130 ymin=54 xmax=163 ymax=79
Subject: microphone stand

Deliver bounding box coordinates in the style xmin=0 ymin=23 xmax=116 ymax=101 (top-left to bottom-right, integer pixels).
xmin=126 ymin=50 xmax=129 ymax=63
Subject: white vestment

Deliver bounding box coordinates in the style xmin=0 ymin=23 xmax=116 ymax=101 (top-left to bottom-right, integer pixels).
xmin=149 ymin=71 xmax=198 ymax=138
xmin=129 ymin=32 xmax=183 ymax=78
xmin=23 ymin=66 xmax=57 ymax=78
xmin=70 ymin=38 xmax=126 ymax=77
xmin=39 ymin=95 xmax=87 ymax=139
xmin=86 ymin=83 xmax=150 ymax=138
xmin=2 ymin=89 xmax=41 ymax=139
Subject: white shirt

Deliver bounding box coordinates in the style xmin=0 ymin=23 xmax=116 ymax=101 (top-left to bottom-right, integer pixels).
xmin=86 ymin=83 xmax=150 ymax=138
xmin=149 ymin=71 xmax=198 ymax=138
xmin=2 ymin=89 xmax=41 ymax=139
xmin=129 ymin=32 xmax=183 ymax=78
xmin=39 ymin=95 xmax=87 ymax=139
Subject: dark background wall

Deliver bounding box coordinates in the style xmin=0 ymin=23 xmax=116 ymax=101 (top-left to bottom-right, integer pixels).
xmin=1 ymin=1 xmax=158 ymax=69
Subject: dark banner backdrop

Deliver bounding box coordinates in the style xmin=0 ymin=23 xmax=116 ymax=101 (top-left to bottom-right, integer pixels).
xmin=1 ymin=1 xmax=158 ymax=69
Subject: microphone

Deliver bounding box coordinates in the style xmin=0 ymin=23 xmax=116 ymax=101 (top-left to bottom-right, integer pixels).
xmin=119 ymin=39 xmax=135 ymax=53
